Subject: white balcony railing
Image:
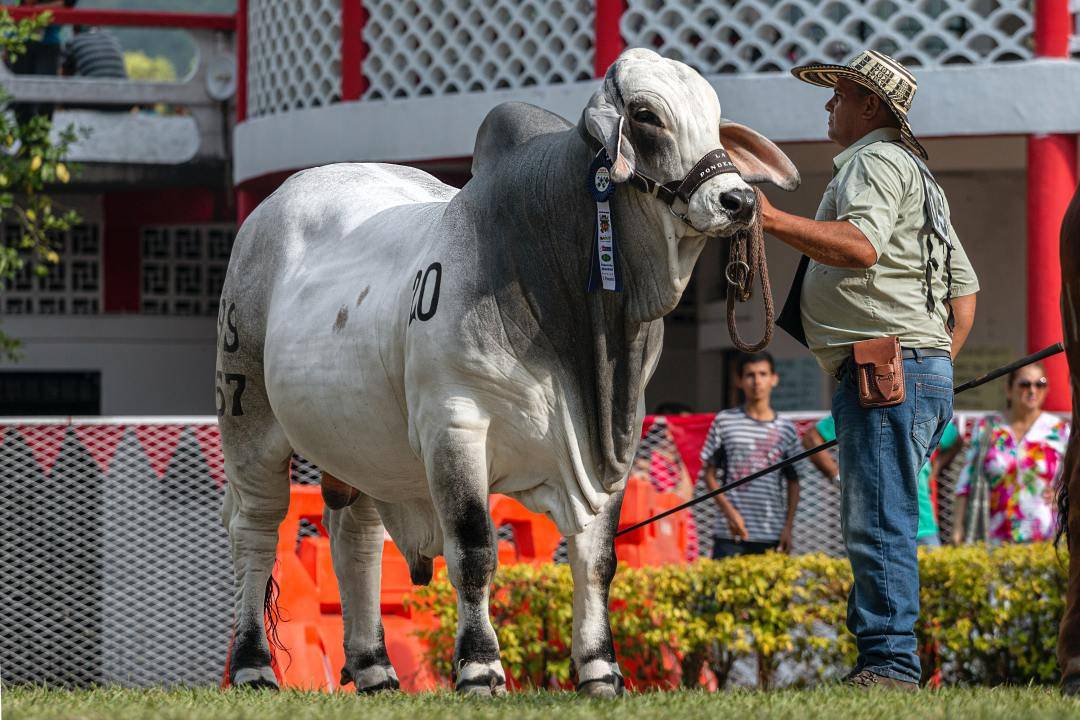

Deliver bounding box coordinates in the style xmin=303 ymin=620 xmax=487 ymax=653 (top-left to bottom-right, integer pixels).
xmin=245 ymin=0 xmax=1043 ymax=120
xmin=622 ymin=0 xmax=1034 ymax=74
xmin=247 ymin=0 xmax=344 ymax=116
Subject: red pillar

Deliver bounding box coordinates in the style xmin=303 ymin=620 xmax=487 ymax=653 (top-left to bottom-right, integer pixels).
xmin=236 ymin=188 xmax=257 ymax=227
xmin=235 ymin=0 xmax=251 ymax=226
xmin=1035 ymin=0 xmax=1071 ymax=56
xmin=594 ymin=0 xmax=626 ymax=78
xmin=236 ymin=0 xmax=247 ymax=123
xmin=341 ymin=0 xmax=369 ymax=100
xmin=1027 ymin=0 xmax=1075 ymax=411
xmin=1027 ymin=135 xmax=1076 ymax=412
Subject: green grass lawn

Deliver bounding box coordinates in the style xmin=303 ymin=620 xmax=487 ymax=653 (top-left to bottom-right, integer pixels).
xmin=3 ymin=686 xmax=1080 ymax=720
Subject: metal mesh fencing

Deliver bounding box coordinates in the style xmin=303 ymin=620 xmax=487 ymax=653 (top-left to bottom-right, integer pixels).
xmin=0 ymin=412 xmax=991 ymax=687
xmin=0 ymin=420 xmax=231 ymax=688
xmin=633 ymin=413 xmax=987 ymax=559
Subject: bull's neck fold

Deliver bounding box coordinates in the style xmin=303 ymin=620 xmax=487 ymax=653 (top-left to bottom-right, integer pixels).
xmin=464 ymin=129 xmax=672 ymax=488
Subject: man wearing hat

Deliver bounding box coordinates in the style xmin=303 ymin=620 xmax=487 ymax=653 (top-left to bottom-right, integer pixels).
xmin=763 ymin=51 xmax=980 ymax=689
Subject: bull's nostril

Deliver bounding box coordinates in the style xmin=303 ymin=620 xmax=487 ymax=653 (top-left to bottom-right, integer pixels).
xmin=720 ymin=190 xmax=756 ymax=220
xmin=720 ymin=191 xmax=744 ymax=214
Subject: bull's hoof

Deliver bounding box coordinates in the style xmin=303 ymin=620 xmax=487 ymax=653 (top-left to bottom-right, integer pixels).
xmin=350 ymin=664 xmax=401 ymax=694
xmin=457 ymin=678 xmax=508 ymax=697
xmin=453 ymin=660 xmax=507 ymax=697
xmin=231 ymin=666 xmax=279 ymax=690
xmin=1063 ymin=675 xmax=1080 ymax=696
xmin=357 ymin=678 xmax=400 ymax=694
xmin=575 ymin=659 xmax=624 ymax=698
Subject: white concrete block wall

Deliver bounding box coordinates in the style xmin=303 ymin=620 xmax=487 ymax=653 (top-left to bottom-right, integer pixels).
xmin=1 ymin=317 xmax=217 ymax=416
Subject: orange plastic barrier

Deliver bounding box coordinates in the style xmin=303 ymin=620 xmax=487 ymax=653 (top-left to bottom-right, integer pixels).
xmin=489 ymin=495 xmax=563 ymax=564
xmin=615 ymin=476 xmax=689 ymax=567
xmin=225 ymin=479 xmax=690 ymax=692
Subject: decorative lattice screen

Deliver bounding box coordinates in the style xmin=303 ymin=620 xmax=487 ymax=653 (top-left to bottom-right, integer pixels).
xmin=248 ymin=0 xmax=343 ymax=117
xmin=0 ymin=223 xmax=102 ymax=315
xmin=360 ymin=0 xmax=596 ymax=100
xmin=140 ymin=225 xmax=235 ymax=317
xmin=244 ymin=0 xmax=1041 ymax=114
xmin=621 ymin=0 xmax=1033 ymax=75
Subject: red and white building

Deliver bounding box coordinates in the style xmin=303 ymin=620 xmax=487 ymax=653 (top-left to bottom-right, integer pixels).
xmin=3 ymin=0 xmax=1078 ymax=415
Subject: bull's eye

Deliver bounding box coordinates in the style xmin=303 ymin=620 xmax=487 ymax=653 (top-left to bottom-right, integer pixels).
xmin=633 ymin=109 xmax=664 ymax=128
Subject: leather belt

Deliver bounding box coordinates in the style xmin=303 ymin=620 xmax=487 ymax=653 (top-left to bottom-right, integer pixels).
xmin=901 ymin=347 xmax=952 ymax=360
xmin=836 ymin=347 xmax=951 ymax=381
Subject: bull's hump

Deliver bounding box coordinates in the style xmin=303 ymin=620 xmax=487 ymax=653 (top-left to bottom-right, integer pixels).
xmin=269 ymin=164 xmax=456 ymax=261
xmin=281 ymin=163 xmax=457 ymax=217
xmin=471 ymin=102 xmax=573 ymax=177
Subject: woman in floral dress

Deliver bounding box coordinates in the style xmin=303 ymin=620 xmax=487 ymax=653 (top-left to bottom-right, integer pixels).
xmin=953 ymin=363 xmax=1071 ymax=544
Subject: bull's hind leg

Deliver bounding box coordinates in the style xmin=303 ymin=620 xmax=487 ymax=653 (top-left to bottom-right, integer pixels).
xmin=568 ymin=489 xmax=625 ymax=697
xmin=220 ymin=419 xmax=293 ymax=689
xmin=325 ymin=493 xmax=400 ymax=692
xmin=425 ymin=425 xmax=506 ymax=696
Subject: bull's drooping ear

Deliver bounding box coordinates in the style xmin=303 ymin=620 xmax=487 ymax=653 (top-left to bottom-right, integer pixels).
xmin=581 ymin=90 xmax=636 ymax=183
xmin=718 ymin=120 xmax=800 ymax=191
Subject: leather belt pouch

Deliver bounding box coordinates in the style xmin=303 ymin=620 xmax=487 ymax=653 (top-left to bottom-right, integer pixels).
xmin=852 ymin=337 xmax=905 ymax=408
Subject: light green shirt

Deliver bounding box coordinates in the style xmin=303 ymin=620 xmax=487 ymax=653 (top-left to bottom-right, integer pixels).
xmin=800 ymin=128 xmax=980 ymax=374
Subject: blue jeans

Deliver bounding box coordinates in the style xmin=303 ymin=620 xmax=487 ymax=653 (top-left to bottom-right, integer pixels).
xmin=833 ymin=355 xmax=953 ymax=683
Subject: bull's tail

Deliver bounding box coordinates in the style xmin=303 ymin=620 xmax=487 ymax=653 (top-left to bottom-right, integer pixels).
xmin=264 ymin=575 xmax=291 ymax=672
xmin=1058 ymin=433 xmax=1078 ymax=551
xmin=1058 ymin=476 xmax=1071 ymax=550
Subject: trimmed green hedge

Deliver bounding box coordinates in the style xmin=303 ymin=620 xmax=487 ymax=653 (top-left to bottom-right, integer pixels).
xmin=405 ymin=543 xmax=1067 ymax=689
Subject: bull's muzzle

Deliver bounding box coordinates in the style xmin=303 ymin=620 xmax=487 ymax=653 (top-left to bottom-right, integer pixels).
xmin=720 ymin=188 xmax=756 ymax=225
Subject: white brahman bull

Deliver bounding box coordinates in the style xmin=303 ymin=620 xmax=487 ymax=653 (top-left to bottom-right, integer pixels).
xmin=218 ymin=48 xmax=799 ymax=696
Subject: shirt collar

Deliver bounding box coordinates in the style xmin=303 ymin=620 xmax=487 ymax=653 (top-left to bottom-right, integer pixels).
xmin=832 ymin=127 xmax=902 ymax=174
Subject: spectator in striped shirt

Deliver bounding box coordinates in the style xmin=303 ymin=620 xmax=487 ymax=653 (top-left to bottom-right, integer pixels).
xmin=699 ymin=352 xmax=801 ymax=558
xmin=61 ymin=24 xmax=127 ymax=80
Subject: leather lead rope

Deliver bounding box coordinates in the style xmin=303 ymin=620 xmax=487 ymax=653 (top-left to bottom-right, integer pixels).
xmin=725 ymin=188 xmax=775 ymax=353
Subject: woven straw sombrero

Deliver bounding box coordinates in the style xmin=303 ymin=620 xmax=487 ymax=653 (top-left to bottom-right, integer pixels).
xmin=792 ymin=50 xmax=927 ymax=160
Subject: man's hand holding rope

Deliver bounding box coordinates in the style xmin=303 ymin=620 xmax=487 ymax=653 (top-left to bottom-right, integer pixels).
xmin=757 ymin=191 xmax=879 ymax=269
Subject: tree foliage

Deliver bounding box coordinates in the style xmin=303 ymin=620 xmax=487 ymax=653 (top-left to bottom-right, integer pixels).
xmin=123 ymin=50 xmax=178 ymax=82
xmin=1 ymin=10 xmax=82 ymax=359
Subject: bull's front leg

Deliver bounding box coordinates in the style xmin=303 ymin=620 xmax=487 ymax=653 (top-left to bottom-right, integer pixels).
xmin=568 ymin=488 xmax=625 ymax=697
xmin=426 ymin=424 xmax=507 ymax=696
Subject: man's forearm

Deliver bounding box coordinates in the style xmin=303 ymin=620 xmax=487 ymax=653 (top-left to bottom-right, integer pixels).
xmin=784 ymin=480 xmax=800 ymax=528
xmin=714 ymin=492 xmax=737 ymax=518
xmin=803 ymin=429 xmax=839 ymax=479
xmin=704 ymin=465 xmax=729 ymax=514
xmin=952 ymin=495 xmax=969 ymax=543
xmin=949 ymin=292 xmax=976 ymax=359
xmin=763 ymin=207 xmax=878 ymax=269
